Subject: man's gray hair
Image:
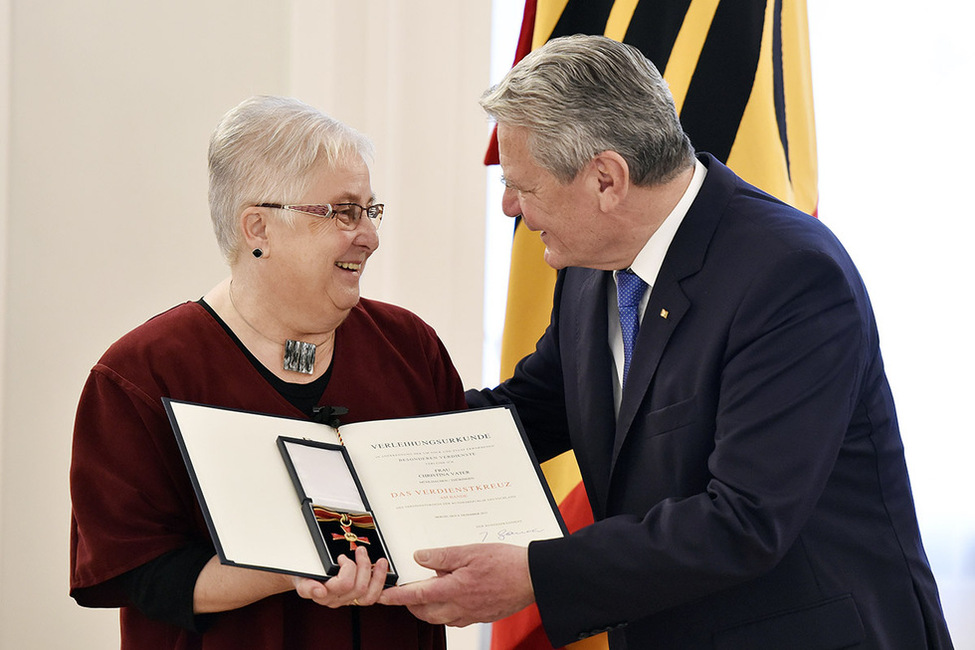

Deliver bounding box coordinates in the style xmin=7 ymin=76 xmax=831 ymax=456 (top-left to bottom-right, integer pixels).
xmin=208 ymin=95 xmax=374 ymax=264
xmin=480 ymin=34 xmax=694 ymax=186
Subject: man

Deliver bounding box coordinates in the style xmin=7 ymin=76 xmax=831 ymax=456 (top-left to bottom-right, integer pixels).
xmin=381 ymin=35 xmax=953 ymax=649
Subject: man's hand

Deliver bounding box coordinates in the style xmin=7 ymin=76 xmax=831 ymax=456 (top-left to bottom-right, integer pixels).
xmin=379 ymin=543 xmax=534 ymax=626
xmin=293 ymin=546 xmax=389 ymax=608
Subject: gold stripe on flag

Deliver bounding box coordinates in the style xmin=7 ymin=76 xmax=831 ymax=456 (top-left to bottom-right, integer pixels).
xmin=604 ymin=0 xmax=640 ymax=41
xmin=664 ymin=0 xmax=721 ymax=113
xmin=532 ymin=0 xmax=569 ymax=48
xmin=499 ymin=227 xmax=557 ymax=378
xmin=725 ymin=0 xmax=816 ymax=213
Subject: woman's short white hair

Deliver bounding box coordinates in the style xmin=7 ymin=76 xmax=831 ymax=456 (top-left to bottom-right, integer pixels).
xmin=208 ymin=95 xmax=374 ymax=264
xmin=480 ymin=34 xmax=694 ymax=186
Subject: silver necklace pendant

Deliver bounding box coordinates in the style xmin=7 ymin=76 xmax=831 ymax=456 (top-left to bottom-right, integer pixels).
xmin=284 ymin=339 xmax=316 ymax=375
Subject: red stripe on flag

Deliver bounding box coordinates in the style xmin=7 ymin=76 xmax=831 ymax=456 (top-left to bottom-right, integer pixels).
xmin=490 ymin=481 xmax=595 ymax=650
xmin=485 ymin=0 xmax=539 ymax=166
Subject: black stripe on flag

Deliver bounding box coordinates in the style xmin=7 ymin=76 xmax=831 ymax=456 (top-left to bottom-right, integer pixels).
xmin=549 ymin=0 xmax=615 ymax=38
xmin=678 ymin=0 xmax=767 ymax=163
xmin=771 ymin=0 xmax=791 ymax=180
xmin=622 ymin=0 xmax=694 ymax=74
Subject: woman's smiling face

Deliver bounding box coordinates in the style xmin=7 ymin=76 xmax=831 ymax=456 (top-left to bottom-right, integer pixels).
xmin=266 ymin=155 xmax=380 ymax=328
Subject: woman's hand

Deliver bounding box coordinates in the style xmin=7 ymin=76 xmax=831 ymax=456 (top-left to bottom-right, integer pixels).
xmin=293 ymin=546 xmax=389 ymax=608
xmin=194 ymin=547 xmax=388 ymax=614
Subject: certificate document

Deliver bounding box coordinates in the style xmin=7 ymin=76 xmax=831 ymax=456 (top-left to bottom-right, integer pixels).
xmin=165 ymin=399 xmax=566 ymax=584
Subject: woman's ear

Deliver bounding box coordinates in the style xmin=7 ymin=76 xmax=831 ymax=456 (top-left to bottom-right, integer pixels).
xmin=240 ymin=206 xmax=270 ymax=258
xmin=591 ymin=150 xmax=630 ymax=212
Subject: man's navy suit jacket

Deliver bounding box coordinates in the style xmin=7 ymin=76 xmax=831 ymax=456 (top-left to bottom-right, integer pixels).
xmin=468 ymin=154 xmax=953 ymax=649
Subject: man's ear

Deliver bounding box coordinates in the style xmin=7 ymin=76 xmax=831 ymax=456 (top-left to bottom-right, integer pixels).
xmin=240 ymin=206 xmax=270 ymax=255
xmin=591 ymin=150 xmax=630 ymax=212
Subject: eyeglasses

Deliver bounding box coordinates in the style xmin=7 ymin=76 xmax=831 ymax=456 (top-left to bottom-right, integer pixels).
xmin=256 ymin=202 xmax=384 ymax=231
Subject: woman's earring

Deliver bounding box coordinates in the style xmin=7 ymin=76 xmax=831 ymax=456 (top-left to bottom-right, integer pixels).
xmin=252 ymin=248 xmax=264 ymax=258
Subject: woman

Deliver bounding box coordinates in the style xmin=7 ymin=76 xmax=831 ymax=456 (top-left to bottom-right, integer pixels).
xmin=69 ymin=96 xmax=466 ymax=649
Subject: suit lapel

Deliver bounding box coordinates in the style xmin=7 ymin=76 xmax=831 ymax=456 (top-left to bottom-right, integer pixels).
xmin=609 ymin=153 xmax=735 ymax=472
xmin=612 ymin=284 xmax=689 ymax=465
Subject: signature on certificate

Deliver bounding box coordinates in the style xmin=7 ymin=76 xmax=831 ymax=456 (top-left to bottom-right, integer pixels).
xmin=480 ymin=526 xmax=546 ymax=543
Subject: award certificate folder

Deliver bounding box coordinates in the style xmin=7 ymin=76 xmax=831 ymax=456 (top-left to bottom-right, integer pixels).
xmin=164 ymin=399 xmax=567 ymax=584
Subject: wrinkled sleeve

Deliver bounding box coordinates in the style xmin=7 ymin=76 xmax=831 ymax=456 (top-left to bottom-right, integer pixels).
xmin=70 ymin=363 xmax=207 ymax=606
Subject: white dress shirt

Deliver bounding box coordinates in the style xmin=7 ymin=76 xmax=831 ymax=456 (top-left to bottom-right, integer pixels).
xmin=609 ymin=159 xmax=707 ymax=413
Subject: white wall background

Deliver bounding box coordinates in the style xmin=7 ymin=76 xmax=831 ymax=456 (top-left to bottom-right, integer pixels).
xmin=2 ymin=1 xmax=973 ymax=649
xmin=807 ymin=2 xmax=975 ymax=645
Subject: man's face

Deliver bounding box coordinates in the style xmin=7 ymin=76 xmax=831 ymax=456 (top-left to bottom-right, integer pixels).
xmin=497 ymin=124 xmax=610 ymax=270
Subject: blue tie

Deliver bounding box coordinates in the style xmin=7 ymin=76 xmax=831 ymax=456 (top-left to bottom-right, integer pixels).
xmin=617 ymin=269 xmax=648 ymax=386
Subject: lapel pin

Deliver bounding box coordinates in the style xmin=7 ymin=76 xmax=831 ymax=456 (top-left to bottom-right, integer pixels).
xmin=660 ymin=309 xmax=669 ymax=319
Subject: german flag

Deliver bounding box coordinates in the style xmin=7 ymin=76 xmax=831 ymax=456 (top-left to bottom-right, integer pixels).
xmin=488 ymin=2 xmax=817 ymax=649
